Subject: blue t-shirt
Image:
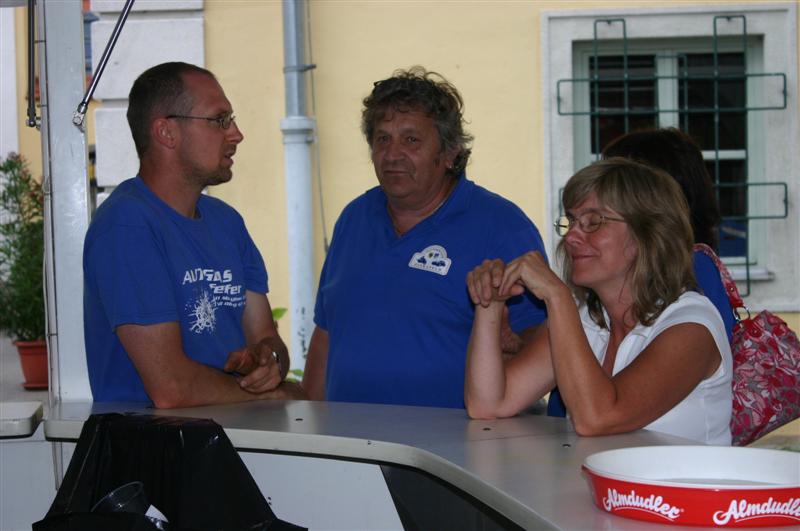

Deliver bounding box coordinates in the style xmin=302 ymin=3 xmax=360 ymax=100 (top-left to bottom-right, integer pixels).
xmin=693 ymin=250 xmax=736 ymax=343
xmin=546 ymin=248 xmax=737 ymax=417
xmin=83 ymin=177 xmax=268 ymax=402
xmin=315 ymin=175 xmax=548 ymax=408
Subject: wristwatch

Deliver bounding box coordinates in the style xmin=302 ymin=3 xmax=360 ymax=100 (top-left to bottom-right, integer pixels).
xmin=272 ymin=350 xmax=284 ymax=380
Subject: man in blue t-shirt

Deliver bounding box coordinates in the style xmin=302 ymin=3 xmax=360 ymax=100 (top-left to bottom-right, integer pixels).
xmin=84 ymin=62 xmax=301 ymax=406
xmin=301 ymin=68 xmax=548 ymax=408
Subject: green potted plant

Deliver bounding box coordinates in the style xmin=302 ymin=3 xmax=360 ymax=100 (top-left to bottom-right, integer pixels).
xmin=0 ymin=153 xmax=48 ymax=389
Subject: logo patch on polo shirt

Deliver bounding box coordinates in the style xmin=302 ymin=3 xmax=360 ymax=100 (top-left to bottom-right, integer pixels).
xmin=409 ymin=245 xmax=452 ymax=276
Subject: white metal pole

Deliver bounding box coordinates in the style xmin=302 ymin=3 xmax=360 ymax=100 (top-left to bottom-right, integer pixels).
xmin=38 ymin=0 xmax=91 ymax=402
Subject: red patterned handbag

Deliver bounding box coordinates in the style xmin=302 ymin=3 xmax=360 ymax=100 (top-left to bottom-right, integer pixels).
xmin=694 ymin=244 xmax=800 ymax=446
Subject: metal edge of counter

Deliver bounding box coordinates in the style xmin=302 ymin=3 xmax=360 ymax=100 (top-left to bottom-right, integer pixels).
xmin=42 ymin=407 xmax=557 ymax=529
xmin=227 ymin=427 xmax=558 ymax=530
xmin=0 ymin=401 xmax=44 ymax=438
xmin=42 ymin=416 xmax=86 ymax=440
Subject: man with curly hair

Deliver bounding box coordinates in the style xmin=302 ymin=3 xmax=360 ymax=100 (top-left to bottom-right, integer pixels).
xmin=302 ymin=67 xmax=548 ymax=408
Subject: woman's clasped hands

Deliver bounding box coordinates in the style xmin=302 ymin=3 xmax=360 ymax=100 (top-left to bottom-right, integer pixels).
xmin=467 ymin=252 xmax=569 ymax=308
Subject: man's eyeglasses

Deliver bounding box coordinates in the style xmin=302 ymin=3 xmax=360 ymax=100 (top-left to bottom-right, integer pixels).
xmin=554 ymin=212 xmax=626 ymax=237
xmin=166 ymin=114 xmax=236 ymax=130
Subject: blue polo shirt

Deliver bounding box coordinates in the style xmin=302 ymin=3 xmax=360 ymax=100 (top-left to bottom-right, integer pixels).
xmin=315 ymin=175 xmax=548 ymax=408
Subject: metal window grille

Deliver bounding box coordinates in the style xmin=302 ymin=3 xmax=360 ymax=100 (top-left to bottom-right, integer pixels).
xmin=556 ymin=16 xmax=789 ymax=295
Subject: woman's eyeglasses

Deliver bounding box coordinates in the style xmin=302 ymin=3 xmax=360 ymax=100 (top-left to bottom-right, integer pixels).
xmin=554 ymin=212 xmax=626 ymax=237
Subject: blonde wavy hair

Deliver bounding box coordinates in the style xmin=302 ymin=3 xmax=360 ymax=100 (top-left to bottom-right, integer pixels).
xmin=557 ymin=157 xmax=697 ymax=328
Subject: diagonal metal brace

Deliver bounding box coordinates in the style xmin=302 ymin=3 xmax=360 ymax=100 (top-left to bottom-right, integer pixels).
xmin=72 ymin=0 xmax=136 ymax=129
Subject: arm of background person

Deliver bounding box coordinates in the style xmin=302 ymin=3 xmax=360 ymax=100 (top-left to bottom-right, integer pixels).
xmin=500 ymin=316 xmax=540 ymax=356
xmin=301 ymin=326 xmax=329 ymax=400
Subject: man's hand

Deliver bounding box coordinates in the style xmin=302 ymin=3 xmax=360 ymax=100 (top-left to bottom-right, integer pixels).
xmin=224 ymin=336 xmax=287 ymax=393
xmin=500 ymin=306 xmax=524 ymax=355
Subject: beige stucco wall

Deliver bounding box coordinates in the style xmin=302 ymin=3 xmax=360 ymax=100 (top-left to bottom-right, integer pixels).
xmin=202 ymin=0 xmax=800 ymax=333
xmin=208 ymin=0 xmax=581 ymax=326
xmin=203 ymin=0 xmax=289 ymax=314
xmin=12 ymin=0 xmax=800 ymax=335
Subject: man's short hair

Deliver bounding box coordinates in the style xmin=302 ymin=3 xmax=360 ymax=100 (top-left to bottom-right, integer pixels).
xmin=362 ymin=66 xmax=473 ymax=179
xmin=127 ymin=62 xmax=216 ymax=158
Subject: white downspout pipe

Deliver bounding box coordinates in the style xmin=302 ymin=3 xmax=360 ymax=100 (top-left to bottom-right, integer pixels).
xmin=280 ymin=0 xmax=315 ymax=369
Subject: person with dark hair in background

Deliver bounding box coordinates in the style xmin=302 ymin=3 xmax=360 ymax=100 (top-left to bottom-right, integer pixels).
xmin=602 ymin=128 xmax=735 ymax=339
xmin=301 ymin=67 xmax=548 ymax=408
xmin=545 ymin=127 xmax=737 ymax=417
xmin=84 ymin=62 xmax=301 ymax=406
xmin=465 ymin=158 xmax=732 ymax=445
xmin=603 ymin=127 xmax=721 ymax=246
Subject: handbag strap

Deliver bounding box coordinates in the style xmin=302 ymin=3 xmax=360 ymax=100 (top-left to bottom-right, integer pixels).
xmin=693 ymin=243 xmax=745 ymax=310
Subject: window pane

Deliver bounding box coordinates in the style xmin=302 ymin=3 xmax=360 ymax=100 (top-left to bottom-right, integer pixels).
xmin=678 ymin=53 xmax=746 ymax=150
xmin=589 ymin=55 xmax=657 ymax=153
xmin=706 ymin=159 xmax=748 ymax=257
xmin=585 ymin=51 xmax=751 ymax=259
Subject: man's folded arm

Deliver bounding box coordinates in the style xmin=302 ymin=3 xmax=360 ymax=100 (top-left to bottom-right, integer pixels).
xmin=230 ymin=290 xmax=292 ymax=391
xmin=220 ymin=290 xmax=308 ymax=401
xmin=116 ymin=321 xmax=304 ymax=408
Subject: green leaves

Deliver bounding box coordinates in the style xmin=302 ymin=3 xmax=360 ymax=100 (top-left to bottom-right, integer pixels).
xmin=286 ymin=368 xmax=304 ymax=383
xmin=271 ymin=307 xmax=288 ymax=321
xmin=0 ymin=154 xmax=45 ymax=341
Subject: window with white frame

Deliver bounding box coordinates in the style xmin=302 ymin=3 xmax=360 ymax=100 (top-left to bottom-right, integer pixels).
xmin=543 ymin=5 xmax=798 ymax=311
xmin=574 ymin=35 xmax=782 ymax=275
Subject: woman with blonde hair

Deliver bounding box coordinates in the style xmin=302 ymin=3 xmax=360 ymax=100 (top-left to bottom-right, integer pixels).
xmin=465 ymin=158 xmax=732 ymax=444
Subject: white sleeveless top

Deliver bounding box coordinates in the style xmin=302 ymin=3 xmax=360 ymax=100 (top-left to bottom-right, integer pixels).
xmin=580 ymin=291 xmax=733 ymax=445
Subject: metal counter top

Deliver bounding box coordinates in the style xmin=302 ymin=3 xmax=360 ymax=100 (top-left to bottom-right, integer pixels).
xmin=45 ymin=399 xmax=709 ymax=530
xmin=0 ymin=401 xmax=43 ymax=438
